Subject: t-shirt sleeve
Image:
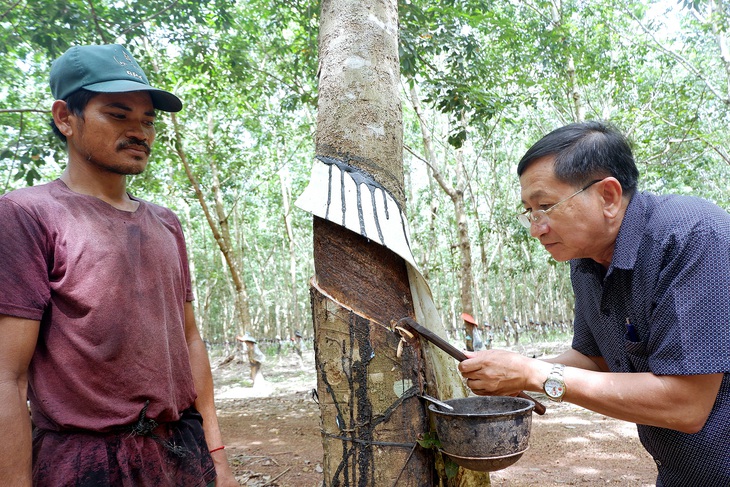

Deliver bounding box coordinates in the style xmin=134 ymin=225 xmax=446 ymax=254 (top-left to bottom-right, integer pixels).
xmin=0 ymin=197 xmax=50 ymax=320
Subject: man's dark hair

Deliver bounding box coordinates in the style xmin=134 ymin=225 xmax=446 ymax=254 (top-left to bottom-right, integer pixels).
xmin=516 ymin=121 xmax=640 ymax=196
xmin=50 ymin=89 xmax=99 ymax=144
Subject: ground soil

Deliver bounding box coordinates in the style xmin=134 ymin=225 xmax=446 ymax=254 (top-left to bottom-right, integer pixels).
xmin=212 ymin=343 xmax=657 ymax=487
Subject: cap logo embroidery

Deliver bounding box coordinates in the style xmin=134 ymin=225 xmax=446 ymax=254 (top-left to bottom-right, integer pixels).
xmin=114 ymin=53 xmax=144 ymax=80
xmin=50 ymin=44 xmax=182 ymax=112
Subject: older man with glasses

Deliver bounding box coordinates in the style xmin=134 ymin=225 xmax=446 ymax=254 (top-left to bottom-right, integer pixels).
xmin=459 ymin=121 xmax=730 ymax=486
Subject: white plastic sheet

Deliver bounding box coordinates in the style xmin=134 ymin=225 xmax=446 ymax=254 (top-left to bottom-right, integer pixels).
xmin=295 ymin=155 xmax=417 ymax=269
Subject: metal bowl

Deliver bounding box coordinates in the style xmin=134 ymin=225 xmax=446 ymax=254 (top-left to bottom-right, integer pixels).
xmin=429 ymin=395 xmax=533 ymax=471
xmin=439 ymin=448 xmax=529 ymax=472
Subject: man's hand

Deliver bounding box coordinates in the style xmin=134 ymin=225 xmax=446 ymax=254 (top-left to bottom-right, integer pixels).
xmin=211 ymin=449 xmax=238 ymax=486
xmin=183 ymin=303 xmax=239 ymax=486
xmin=458 ymin=349 xmax=551 ymax=396
xmin=458 ymin=346 xmax=723 ymax=434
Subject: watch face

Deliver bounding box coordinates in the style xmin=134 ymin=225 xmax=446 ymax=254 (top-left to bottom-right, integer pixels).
xmin=544 ymin=378 xmax=564 ymax=398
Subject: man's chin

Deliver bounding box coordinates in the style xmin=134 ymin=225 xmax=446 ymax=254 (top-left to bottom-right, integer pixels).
xmin=543 ymin=246 xmax=570 ymax=262
xmin=111 ymin=166 xmax=146 ymax=176
xmin=114 ymin=159 xmax=148 ymax=175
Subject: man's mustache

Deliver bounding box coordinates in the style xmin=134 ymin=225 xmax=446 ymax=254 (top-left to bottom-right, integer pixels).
xmin=118 ymin=138 xmax=151 ymax=155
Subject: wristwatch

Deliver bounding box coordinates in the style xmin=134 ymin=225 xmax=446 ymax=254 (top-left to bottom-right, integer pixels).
xmin=543 ymin=363 xmax=566 ymax=402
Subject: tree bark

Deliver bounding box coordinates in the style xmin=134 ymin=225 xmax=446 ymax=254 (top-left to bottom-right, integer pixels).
xmin=312 ymin=218 xmax=432 ymax=486
xmin=312 ymin=0 xmax=433 ymax=485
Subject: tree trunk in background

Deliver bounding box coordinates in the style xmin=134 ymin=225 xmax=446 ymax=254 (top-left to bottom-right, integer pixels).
xmin=172 ymin=114 xmax=252 ymax=338
xmin=408 ymin=86 xmax=476 ymax=350
xmin=547 ymin=0 xmax=584 ymax=123
xmin=468 ymin=151 xmax=500 ymax=339
xmin=566 ymin=55 xmax=584 ymax=122
xmin=453 ymin=151 xmax=476 ymax=348
xmin=279 ymin=167 xmax=301 ymax=338
xmin=710 ymin=0 xmax=730 ymax=90
xmin=312 ymin=0 xmax=432 ymax=485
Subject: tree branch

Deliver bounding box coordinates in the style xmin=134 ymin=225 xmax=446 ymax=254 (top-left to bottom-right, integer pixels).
xmin=406 ymin=84 xmax=457 ymax=199
xmin=87 ymin=0 xmax=111 ymax=43
xmin=626 ymin=8 xmax=729 ymax=105
xmin=116 ymin=0 xmax=180 ymax=37
xmin=0 ymin=0 xmax=22 ymax=22
xmin=0 ymin=109 xmax=50 ymax=114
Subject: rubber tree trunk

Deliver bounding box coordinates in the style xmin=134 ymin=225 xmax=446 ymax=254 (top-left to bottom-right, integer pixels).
xmin=312 ymin=0 xmax=432 ymax=485
xmin=310 ymin=0 xmax=489 ymax=485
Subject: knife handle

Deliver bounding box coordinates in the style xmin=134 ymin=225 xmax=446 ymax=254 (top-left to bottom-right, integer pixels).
xmin=398 ymin=317 xmax=547 ymax=415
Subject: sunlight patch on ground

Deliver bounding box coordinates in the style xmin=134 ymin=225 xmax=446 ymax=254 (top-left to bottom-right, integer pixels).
xmin=213 ymin=352 xmax=317 ymax=400
xmin=217 ymin=384 xmax=273 ymax=399
xmin=565 ymin=436 xmax=590 ymax=444
xmin=588 ymin=431 xmax=617 ymax=440
xmin=537 ymin=415 xmax=593 ymax=426
xmin=610 ymin=420 xmax=640 ymax=437
xmin=214 ymin=372 xmax=297 ymax=398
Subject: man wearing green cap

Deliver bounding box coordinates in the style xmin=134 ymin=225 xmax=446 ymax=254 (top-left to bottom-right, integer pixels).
xmin=0 ymin=45 xmax=237 ymax=486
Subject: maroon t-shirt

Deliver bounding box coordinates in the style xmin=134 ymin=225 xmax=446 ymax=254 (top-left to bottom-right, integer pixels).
xmin=0 ymin=179 xmax=197 ymax=431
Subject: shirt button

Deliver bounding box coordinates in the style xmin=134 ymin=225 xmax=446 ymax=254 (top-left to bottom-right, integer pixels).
xmin=655 ymin=458 xmax=662 ymax=466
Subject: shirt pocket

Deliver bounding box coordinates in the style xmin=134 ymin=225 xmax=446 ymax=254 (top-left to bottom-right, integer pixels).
xmin=624 ymin=339 xmax=650 ymax=372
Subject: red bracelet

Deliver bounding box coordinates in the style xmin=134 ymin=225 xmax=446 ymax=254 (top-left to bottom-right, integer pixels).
xmin=209 ymin=445 xmax=225 ymax=453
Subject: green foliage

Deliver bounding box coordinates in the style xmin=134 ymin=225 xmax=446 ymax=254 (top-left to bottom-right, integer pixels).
xmin=2 ymin=0 xmax=729 ymax=342
xmin=416 ymin=431 xmax=442 ymax=450
xmin=401 ymin=0 xmax=730 ymax=335
xmin=443 ymin=454 xmax=460 ymax=479
xmin=400 ymin=0 xmax=526 ymax=148
xmin=415 ymin=432 xmax=459 ymax=479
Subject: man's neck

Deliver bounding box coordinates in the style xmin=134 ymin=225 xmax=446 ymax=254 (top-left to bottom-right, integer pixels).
xmin=60 ymin=168 xmax=138 ymax=212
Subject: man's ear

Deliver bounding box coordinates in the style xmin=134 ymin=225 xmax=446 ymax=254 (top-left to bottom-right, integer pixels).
xmin=51 ymin=100 xmax=74 ymax=137
xmin=600 ymin=177 xmax=624 ymax=218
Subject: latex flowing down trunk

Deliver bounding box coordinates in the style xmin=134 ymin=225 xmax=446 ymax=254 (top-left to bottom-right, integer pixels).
xmin=296 ymin=0 xmax=490 ymax=484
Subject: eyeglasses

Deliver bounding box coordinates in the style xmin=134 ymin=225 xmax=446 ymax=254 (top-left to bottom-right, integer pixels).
xmin=517 ymin=179 xmax=603 ymax=229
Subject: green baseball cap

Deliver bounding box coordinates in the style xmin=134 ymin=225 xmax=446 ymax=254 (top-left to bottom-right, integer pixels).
xmin=50 ymin=44 xmax=182 ymax=112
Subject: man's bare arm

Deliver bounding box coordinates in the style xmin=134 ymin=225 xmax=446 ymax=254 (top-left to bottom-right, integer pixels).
xmin=546 ymin=348 xmax=609 ymax=371
xmin=461 ymin=348 xmax=722 ymax=433
xmin=183 ymin=302 xmax=237 ymax=486
xmin=0 ymin=314 xmax=39 ymax=486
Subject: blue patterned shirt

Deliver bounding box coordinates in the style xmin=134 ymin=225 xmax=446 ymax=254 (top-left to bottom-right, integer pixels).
xmin=571 ymin=191 xmax=730 ymax=487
